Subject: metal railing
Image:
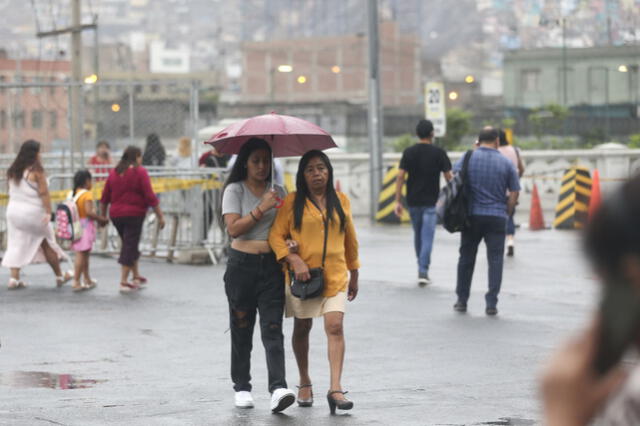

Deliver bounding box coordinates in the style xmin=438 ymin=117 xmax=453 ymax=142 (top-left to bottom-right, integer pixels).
xmin=0 ymin=167 xmax=229 ymax=264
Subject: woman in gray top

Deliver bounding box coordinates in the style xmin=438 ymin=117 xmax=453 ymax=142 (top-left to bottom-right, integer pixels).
xmin=220 ymin=137 xmax=295 ymax=413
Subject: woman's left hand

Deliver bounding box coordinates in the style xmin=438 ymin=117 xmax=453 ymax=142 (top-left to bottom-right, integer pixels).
xmin=348 ymin=270 xmax=359 ymax=301
xmin=286 ymin=239 xmax=299 ymax=254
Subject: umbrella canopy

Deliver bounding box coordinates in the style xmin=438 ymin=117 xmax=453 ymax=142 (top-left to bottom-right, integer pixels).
xmin=204 ymin=112 xmax=337 ymax=157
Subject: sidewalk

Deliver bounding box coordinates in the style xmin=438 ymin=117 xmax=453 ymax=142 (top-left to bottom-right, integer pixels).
xmin=0 ymin=221 xmax=595 ymax=425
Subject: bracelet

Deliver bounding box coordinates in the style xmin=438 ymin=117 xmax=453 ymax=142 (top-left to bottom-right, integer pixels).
xmin=256 ymin=205 xmax=264 ymax=214
xmin=249 ymin=211 xmax=259 ymax=222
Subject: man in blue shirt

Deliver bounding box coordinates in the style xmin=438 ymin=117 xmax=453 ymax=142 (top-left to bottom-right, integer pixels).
xmin=453 ymin=128 xmax=520 ymax=316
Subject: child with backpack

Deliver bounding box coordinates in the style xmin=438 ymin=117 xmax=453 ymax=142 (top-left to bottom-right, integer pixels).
xmin=70 ymin=170 xmax=108 ymax=291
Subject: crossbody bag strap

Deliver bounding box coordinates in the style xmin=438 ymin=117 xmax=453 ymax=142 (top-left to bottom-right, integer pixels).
xmin=309 ymin=197 xmax=330 ymax=269
xmin=320 ymin=215 xmax=329 ymax=268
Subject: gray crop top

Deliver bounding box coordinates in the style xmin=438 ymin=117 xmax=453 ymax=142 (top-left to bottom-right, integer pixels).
xmin=221 ymin=182 xmax=287 ymax=241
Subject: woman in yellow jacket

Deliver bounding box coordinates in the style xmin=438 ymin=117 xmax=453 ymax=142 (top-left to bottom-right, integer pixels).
xmin=269 ymin=149 xmax=360 ymax=414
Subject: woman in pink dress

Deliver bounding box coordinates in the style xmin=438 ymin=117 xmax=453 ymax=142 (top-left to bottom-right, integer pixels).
xmin=2 ymin=140 xmax=73 ymax=289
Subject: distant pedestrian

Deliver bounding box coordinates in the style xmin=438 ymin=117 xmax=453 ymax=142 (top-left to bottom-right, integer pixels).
xmin=88 ymin=140 xmax=113 ymax=180
xmin=170 ymin=137 xmax=192 ymax=169
xmin=70 ymin=170 xmax=109 ymax=292
xmin=142 ymin=133 xmax=166 ymax=167
xmin=220 ymin=138 xmax=295 ymax=412
xmin=100 ymin=146 xmax=165 ymax=293
xmin=498 ymin=129 xmax=525 ymax=257
xmin=2 ymin=140 xmax=73 ymax=289
xmin=199 ymin=146 xmax=230 ymax=168
xmin=453 ymin=128 xmax=520 ymax=316
xmin=269 ymin=150 xmax=360 ymax=414
xmin=394 ymin=119 xmax=452 ymax=286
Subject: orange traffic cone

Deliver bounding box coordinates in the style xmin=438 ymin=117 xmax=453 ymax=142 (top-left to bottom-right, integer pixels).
xmin=335 ymin=179 xmax=341 ymax=193
xmin=589 ymin=169 xmax=602 ymax=221
xmin=529 ymin=184 xmax=545 ymax=231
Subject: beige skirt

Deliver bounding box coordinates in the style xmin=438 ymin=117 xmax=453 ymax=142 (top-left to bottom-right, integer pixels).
xmin=284 ymin=283 xmax=347 ymax=319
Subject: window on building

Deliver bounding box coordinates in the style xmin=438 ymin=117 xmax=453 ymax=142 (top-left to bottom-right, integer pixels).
xmin=15 ymin=110 xmax=25 ymax=129
xmin=557 ymin=67 xmax=575 ymax=104
xmin=588 ymin=67 xmax=608 ymax=105
xmin=521 ymin=69 xmax=541 ymax=92
xmin=0 ymin=110 xmax=6 ymax=129
xmin=0 ymin=75 xmax=5 ymax=93
xmin=151 ymin=84 xmax=160 ymax=93
xmin=31 ymin=77 xmax=43 ymax=94
xmin=50 ymin=111 xmax=57 ymax=130
xmin=162 ymin=58 xmax=182 ymax=67
xmin=31 ymin=110 xmax=43 ymax=129
xmin=49 ymin=77 xmax=56 ymax=95
xmin=135 ymin=85 xmax=143 ymax=94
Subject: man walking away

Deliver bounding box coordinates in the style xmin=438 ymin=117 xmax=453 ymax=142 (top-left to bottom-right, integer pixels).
xmin=497 ymin=129 xmax=525 ymax=257
xmin=394 ymin=119 xmax=452 ymax=287
xmin=453 ymin=128 xmax=520 ymax=316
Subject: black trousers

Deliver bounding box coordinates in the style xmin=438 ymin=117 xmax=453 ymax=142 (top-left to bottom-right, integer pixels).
xmin=224 ymin=248 xmax=287 ymax=393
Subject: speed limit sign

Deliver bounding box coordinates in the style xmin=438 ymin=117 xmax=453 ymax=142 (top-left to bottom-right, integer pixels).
xmin=425 ymin=82 xmax=446 ymax=137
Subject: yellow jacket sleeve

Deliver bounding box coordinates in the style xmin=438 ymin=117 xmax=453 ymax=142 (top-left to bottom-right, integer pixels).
xmin=340 ymin=193 xmax=360 ymax=270
xmin=268 ymin=192 xmax=295 ymax=262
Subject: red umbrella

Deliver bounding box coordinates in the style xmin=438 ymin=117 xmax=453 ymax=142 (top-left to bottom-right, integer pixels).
xmin=204 ymin=112 xmax=337 ymax=156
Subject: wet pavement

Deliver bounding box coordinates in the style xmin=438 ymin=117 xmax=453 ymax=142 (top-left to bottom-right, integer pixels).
xmin=0 ymin=220 xmax=597 ymax=425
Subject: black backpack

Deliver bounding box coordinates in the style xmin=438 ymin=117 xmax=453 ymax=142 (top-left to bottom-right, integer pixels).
xmin=437 ymin=150 xmax=473 ymax=233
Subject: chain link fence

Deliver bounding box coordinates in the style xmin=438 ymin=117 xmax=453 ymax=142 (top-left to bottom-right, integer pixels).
xmin=0 ymin=80 xmax=230 ymax=262
xmin=0 ymin=80 xmax=208 ymax=168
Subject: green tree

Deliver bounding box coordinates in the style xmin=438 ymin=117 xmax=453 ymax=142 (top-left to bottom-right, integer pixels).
xmin=391 ymin=133 xmax=414 ymax=152
xmin=528 ymin=104 xmax=570 ymax=142
xmin=440 ymin=108 xmax=472 ymax=150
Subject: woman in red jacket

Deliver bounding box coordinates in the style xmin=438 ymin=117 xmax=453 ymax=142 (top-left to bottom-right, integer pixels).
xmin=100 ymin=146 xmax=165 ymax=293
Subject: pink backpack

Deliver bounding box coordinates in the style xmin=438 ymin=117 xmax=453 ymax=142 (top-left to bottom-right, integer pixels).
xmin=55 ymin=189 xmax=87 ymax=243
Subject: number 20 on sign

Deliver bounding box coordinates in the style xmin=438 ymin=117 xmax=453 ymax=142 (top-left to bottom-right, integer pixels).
xmin=425 ymin=82 xmax=446 ymax=137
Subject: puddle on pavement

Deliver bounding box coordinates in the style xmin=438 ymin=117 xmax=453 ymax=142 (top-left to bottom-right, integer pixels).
xmin=0 ymin=371 xmax=105 ymax=389
xmin=476 ymin=418 xmax=536 ymax=426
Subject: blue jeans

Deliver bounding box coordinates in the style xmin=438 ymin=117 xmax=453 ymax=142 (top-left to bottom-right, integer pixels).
xmin=408 ymin=206 xmax=437 ymax=275
xmin=455 ymin=215 xmax=507 ymax=309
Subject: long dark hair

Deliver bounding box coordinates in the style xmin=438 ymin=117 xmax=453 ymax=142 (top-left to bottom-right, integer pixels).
xmin=115 ymin=146 xmax=142 ymax=175
xmin=293 ymin=150 xmax=345 ymax=232
xmin=7 ymin=140 xmax=43 ymax=182
xmin=218 ymin=138 xmax=272 ymax=231
xmin=222 ymin=138 xmax=272 ymax=191
xmin=73 ymin=169 xmax=92 ymax=195
xmin=142 ymin=133 xmax=166 ymax=166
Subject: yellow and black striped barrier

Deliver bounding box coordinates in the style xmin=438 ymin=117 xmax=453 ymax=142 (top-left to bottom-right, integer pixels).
xmin=0 ymin=177 xmax=223 ymax=206
xmin=553 ymin=166 xmax=592 ymax=230
xmin=375 ymin=163 xmax=410 ymax=224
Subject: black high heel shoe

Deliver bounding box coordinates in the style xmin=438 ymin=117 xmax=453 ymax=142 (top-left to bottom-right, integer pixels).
xmin=327 ymin=390 xmax=353 ymax=414
xmin=297 ymin=384 xmax=313 ymax=407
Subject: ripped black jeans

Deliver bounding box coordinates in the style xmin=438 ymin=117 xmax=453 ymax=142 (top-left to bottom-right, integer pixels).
xmin=224 ymin=248 xmax=287 ymax=393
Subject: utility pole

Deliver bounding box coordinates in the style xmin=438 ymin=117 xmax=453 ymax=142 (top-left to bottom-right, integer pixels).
xmin=37 ymin=0 xmax=97 ymax=171
xmin=367 ymin=0 xmax=383 ymax=222
xmin=561 ymin=17 xmax=568 ymax=106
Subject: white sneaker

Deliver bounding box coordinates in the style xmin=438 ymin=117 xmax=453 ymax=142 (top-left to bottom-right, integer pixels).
xmin=234 ymin=391 xmax=254 ymax=409
xmin=270 ymin=388 xmax=295 ymax=413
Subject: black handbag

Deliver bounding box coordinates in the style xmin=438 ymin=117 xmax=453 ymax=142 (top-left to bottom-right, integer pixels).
xmin=290 ymin=213 xmax=328 ymax=300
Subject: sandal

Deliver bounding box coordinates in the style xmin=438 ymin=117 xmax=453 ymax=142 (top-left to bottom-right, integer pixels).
xmin=83 ymin=278 xmax=97 ymax=290
xmin=133 ymin=276 xmax=147 ymax=286
xmin=119 ymin=282 xmax=139 ymax=294
xmin=71 ymin=281 xmax=85 ymax=293
xmin=8 ymin=278 xmax=20 ymax=290
xmin=56 ymin=270 xmax=74 ymax=288
xmin=297 ymin=384 xmax=313 ymax=407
